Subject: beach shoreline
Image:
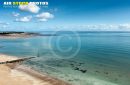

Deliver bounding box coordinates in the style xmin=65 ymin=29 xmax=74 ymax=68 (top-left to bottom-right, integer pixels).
xmin=0 ymin=32 xmax=41 ymax=39
xmin=0 ymin=54 xmax=70 ymax=85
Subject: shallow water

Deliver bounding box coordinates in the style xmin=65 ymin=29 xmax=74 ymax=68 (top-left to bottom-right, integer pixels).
xmin=0 ymin=31 xmax=130 ymax=85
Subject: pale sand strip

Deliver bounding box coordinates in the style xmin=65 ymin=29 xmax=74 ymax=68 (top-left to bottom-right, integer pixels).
xmin=0 ymin=33 xmax=39 ymax=39
xmin=0 ymin=34 xmax=34 ymax=39
xmin=0 ymin=54 xmax=70 ymax=85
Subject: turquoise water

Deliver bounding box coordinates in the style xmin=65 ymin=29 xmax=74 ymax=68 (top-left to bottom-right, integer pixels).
xmin=0 ymin=32 xmax=130 ymax=85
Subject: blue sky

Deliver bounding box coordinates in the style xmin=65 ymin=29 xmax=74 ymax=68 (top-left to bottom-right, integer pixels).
xmin=0 ymin=0 xmax=130 ymax=31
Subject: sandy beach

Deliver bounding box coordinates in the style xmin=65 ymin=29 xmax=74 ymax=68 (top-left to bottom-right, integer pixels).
xmin=0 ymin=54 xmax=70 ymax=85
xmin=0 ymin=32 xmax=40 ymax=39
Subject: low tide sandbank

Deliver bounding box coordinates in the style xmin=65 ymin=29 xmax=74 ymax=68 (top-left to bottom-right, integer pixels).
xmin=0 ymin=32 xmax=41 ymax=39
xmin=0 ymin=54 xmax=70 ymax=85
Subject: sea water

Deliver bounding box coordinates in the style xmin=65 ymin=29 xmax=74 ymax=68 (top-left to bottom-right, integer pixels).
xmin=0 ymin=31 xmax=130 ymax=85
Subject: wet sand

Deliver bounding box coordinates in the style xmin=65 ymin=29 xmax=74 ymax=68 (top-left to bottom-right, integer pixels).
xmin=0 ymin=54 xmax=70 ymax=85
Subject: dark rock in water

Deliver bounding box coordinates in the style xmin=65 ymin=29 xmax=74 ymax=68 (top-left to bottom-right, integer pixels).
xmin=78 ymin=63 xmax=82 ymax=66
xmin=104 ymin=72 xmax=109 ymax=75
xmin=95 ymin=70 xmax=100 ymax=73
xmin=80 ymin=69 xmax=87 ymax=73
xmin=79 ymin=62 xmax=84 ymax=65
xmin=70 ymin=63 xmax=74 ymax=66
xmin=74 ymin=67 xmax=80 ymax=70
xmin=74 ymin=78 xmax=80 ymax=81
xmin=68 ymin=79 xmax=73 ymax=81
xmin=78 ymin=64 xmax=81 ymax=66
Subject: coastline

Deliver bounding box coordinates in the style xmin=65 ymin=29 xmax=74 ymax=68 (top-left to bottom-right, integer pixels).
xmin=0 ymin=32 xmax=41 ymax=39
xmin=0 ymin=54 xmax=70 ymax=85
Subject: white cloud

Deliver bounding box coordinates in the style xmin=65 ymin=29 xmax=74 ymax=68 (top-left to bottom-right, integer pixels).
xmin=38 ymin=18 xmax=48 ymax=22
xmin=118 ymin=24 xmax=130 ymax=29
xmin=2 ymin=25 xmax=8 ymax=28
xmin=19 ymin=2 xmax=40 ymax=13
xmin=0 ymin=22 xmax=9 ymax=28
xmin=50 ymin=8 xmax=58 ymax=12
xmin=15 ymin=16 xmax=32 ymax=22
xmin=12 ymin=12 xmax=20 ymax=17
xmin=36 ymin=12 xmax=54 ymax=19
xmin=0 ymin=22 xmax=9 ymax=25
xmin=36 ymin=12 xmax=54 ymax=21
